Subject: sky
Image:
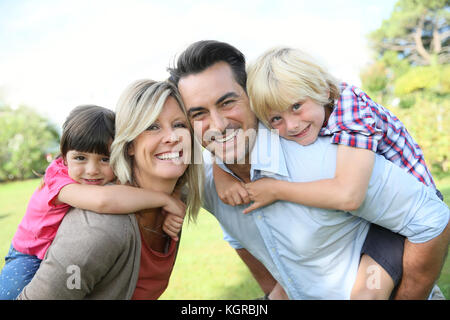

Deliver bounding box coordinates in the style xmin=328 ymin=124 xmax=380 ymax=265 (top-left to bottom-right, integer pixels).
xmin=0 ymin=0 xmax=397 ymax=128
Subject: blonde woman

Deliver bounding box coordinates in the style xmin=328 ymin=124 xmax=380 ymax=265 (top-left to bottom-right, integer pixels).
xmin=18 ymin=80 xmax=203 ymax=300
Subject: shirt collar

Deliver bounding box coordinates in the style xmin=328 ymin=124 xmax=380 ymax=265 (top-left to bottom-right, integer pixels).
xmin=213 ymin=121 xmax=289 ymax=180
xmin=250 ymin=122 xmax=289 ymax=179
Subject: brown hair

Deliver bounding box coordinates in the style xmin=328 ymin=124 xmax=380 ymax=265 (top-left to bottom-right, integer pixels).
xmin=60 ymin=105 xmax=115 ymax=158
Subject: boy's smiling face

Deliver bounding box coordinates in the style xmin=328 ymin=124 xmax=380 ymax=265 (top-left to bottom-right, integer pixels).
xmin=268 ymin=98 xmax=326 ymax=146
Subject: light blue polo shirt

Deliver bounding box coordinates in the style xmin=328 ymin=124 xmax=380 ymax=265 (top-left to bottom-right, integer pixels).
xmin=202 ymin=122 xmax=449 ymax=299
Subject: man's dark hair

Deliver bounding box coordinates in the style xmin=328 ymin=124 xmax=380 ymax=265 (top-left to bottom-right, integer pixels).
xmin=168 ymin=40 xmax=247 ymax=91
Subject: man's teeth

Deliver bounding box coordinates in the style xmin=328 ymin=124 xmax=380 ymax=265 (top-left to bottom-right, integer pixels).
xmin=156 ymin=152 xmax=181 ymax=160
xmin=216 ymin=130 xmax=238 ymax=143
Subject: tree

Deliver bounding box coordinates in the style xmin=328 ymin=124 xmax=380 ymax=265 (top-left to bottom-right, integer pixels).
xmin=0 ymin=105 xmax=60 ymax=181
xmin=361 ymin=0 xmax=449 ymax=174
xmin=370 ymin=0 xmax=449 ymax=66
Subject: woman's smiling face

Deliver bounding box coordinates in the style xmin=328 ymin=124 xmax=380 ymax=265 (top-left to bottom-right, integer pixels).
xmin=129 ymin=96 xmax=191 ymax=185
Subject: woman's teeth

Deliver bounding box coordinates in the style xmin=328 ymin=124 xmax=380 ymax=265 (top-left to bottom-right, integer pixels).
xmin=156 ymin=152 xmax=182 ymax=160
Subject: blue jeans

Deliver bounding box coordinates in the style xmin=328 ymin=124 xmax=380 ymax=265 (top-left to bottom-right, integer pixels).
xmin=0 ymin=244 xmax=42 ymax=300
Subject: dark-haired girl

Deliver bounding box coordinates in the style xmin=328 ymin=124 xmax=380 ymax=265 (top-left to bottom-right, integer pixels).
xmin=0 ymin=104 xmax=187 ymax=299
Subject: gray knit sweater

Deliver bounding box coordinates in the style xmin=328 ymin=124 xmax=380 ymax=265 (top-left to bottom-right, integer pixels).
xmin=17 ymin=207 xmax=142 ymax=299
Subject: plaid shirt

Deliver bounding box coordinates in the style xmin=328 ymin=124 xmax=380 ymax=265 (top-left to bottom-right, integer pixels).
xmin=320 ymin=82 xmax=436 ymax=188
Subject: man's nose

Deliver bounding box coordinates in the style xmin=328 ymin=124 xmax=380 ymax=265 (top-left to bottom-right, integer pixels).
xmin=209 ymin=109 xmax=228 ymax=134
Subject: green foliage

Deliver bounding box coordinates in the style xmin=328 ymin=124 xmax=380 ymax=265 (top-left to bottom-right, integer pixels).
xmin=369 ymin=0 xmax=449 ymax=65
xmin=393 ymin=94 xmax=449 ymax=173
xmin=0 ymin=105 xmax=59 ymax=181
xmin=394 ymin=64 xmax=450 ymax=96
xmin=362 ymin=0 xmax=449 ymax=175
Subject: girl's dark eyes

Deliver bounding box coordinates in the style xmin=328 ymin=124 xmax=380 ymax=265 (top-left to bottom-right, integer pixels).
xmin=101 ymin=157 xmax=110 ymax=163
xmin=74 ymin=155 xmax=85 ymax=161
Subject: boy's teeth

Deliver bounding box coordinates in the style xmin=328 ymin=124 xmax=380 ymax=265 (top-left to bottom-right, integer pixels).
xmin=216 ymin=130 xmax=238 ymax=143
xmin=156 ymin=152 xmax=181 ymax=160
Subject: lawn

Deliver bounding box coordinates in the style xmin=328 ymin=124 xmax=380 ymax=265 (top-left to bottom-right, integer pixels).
xmin=1 ymin=176 xmax=449 ymax=299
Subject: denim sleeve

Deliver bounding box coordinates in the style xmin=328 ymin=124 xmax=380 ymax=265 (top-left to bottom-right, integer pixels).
xmin=220 ymin=224 xmax=244 ymax=249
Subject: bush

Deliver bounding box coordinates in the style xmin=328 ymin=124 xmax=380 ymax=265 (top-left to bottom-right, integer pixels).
xmin=0 ymin=105 xmax=59 ymax=181
xmin=392 ymin=94 xmax=450 ymax=174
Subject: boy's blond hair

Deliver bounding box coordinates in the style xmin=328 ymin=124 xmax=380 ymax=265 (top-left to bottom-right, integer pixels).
xmin=247 ymin=47 xmax=340 ymax=127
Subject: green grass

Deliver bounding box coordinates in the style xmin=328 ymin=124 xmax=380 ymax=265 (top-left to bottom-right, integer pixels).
xmin=1 ymin=176 xmax=449 ymax=299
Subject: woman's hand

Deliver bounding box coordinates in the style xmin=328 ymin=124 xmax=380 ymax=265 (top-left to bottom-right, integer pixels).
xmin=243 ymin=178 xmax=279 ymax=214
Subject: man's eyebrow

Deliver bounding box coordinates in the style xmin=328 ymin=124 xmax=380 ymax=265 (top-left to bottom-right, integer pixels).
xmin=187 ymin=106 xmax=206 ymax=117
xmin=186 ymin=92 xmax=239 ymax=117
xmin=216 ymin=92 xmax=239 ymax=105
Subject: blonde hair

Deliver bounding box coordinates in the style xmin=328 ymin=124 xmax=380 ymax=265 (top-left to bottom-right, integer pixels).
xmin=247 ymin=47 xmax=340 ymax=127
xmin=110 ymin=79 xmax=203 ymax=221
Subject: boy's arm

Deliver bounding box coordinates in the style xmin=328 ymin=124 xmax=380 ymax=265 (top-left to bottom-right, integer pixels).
xmin=244 ymin=145 xmax=374 ymax=213
xmin=213 ymin=163 xmax=250 ymax=206
xmin=57 ymin=184 xmax=174 ymax=214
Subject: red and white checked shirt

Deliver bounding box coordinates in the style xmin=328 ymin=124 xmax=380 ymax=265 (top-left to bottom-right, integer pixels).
xmin=320 ymin=82 xmax=436 ymax=188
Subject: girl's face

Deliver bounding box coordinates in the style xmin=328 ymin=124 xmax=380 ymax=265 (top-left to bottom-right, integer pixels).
xmin=65 ymin=150 xmax=115 ymax=185
xmin=268 ymin=98 xmax=326 ymax=146
xmin=128 ymin=96 xmax=191 ymax=185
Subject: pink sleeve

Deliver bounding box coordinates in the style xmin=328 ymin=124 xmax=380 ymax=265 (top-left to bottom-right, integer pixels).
xmin=44 ymin=158 xmax=78 ymax=208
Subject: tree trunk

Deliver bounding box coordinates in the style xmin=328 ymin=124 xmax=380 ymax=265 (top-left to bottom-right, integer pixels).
xmin=431 ymin=17 xmax=442 ymax=54
xmin=414 ymin=14 xmax=431 ymax=65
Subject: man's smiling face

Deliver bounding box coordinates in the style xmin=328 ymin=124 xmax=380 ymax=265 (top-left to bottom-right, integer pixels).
xmin=178 ymin=61 xmax=258 ymax=164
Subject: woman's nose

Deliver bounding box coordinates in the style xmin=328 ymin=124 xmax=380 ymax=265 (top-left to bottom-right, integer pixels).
xmin=163 ymin=129 xmax=181 ymax=144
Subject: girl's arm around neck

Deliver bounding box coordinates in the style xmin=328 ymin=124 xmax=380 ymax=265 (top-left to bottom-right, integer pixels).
xmin=57 ymin=183 xmax=171 ymax=214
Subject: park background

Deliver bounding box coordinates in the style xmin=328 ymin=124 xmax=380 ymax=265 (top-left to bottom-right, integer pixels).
xmin=0 ymin=0 xmax=449 ymax=299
